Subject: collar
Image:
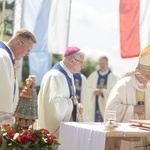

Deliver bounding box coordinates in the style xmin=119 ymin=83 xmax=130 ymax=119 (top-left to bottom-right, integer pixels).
xmin=3 ymin=42 xmax=15 ymax=60
xmin=60 ymin=61 xmax=73 ymax=78
xmin=132 ymin=74 xmax=148 ymax=91
xmin=100 ymin=68 xmax=109 ymax=75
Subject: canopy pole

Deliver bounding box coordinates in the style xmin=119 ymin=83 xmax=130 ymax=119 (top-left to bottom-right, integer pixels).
xmin=0 ymin=0 xmax=6 ymax=40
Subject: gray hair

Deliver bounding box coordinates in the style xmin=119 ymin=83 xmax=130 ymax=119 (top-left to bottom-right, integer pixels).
xmin=63 ymin=51 xmax=85 ymax=61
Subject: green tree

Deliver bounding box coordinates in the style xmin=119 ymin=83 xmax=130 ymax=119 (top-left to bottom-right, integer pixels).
xmin=52 ymin=54 xmax=63 ymax=66
xmin=81 ymin=58 xmax=97 ymax=78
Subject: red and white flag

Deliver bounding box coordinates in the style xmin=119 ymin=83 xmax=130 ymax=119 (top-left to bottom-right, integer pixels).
xmin=120 ymin=0 xmax=150 ymax=58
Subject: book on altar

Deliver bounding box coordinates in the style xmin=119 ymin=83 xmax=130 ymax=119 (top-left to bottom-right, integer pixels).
xmin=130 ymin=119 xmax=150 ymax=128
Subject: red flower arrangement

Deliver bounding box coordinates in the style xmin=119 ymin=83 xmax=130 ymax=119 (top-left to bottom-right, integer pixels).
xmin=0 ymin=123 xmax=60 ymax=150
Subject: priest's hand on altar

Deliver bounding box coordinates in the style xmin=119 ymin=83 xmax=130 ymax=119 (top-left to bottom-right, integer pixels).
xmin=77 ymin=103 xmax=83 ymax=114
xmin=71 ymin=96 xmax=83 ymax=114
xmin=71 ymin=95 xmax=78 ymax=105
xmin=71 ymin=95 xmax=84 ymax=121
xmin=134 ymin=105 xmax=145 ymax=115
xmin=76 ymin=103 xmax=84 ymax=122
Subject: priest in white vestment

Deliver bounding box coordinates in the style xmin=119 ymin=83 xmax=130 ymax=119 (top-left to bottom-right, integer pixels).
xmin=37 ymin=47 xmax=85 ymax=138
xmin=0 ymin=29 xmax=36 ymax=126
xmin=105 ymin=45 xmax=150 ymax=150
xmin=87 ymin=56 xmax=117 ymax=122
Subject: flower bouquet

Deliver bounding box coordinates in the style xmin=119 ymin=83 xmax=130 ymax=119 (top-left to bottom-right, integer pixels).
xmin=0 ymin=123 xmax=60 ymax=150
xmin=0 ymin=75 xmax=60 ymax=150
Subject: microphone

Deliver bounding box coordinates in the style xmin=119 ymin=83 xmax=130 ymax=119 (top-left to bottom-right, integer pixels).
xmin=135 ymin=72 xmax=148 ymax=82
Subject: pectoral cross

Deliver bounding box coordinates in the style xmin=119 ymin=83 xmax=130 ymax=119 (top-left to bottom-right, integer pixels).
xmin=71 ymin=86 xmax=78 ymax=105
xmin=74 ymin=79 xmax=81 ymax=91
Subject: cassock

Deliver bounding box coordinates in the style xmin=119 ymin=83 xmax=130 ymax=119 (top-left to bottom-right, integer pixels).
xmin=105 ymin=74 xmax=150 ymax=150
xmin=87 ymin=69 xmax=117 ymax=122
xmin=37 ymin=61 xmax=74 ymax=138
xmin=0 ymin=42 xmax=18 ymax=126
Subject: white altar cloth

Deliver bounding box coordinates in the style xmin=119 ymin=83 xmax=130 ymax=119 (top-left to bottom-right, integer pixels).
xmin=59 ymin=122 xmax=106 ymax=150
xmin=58 ymin=122 xmax=150 ymax=150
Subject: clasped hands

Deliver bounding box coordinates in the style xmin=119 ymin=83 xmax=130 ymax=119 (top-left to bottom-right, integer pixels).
xmin=94 ymin=88 xmax=103 ymax=96
xmin=71 ymin=95 xmax=83 ymax=114
xmin=134 ymin=105 xmax=145 ymax=115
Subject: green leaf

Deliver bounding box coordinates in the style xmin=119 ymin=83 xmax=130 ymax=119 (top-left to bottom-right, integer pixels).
xmin=21 ymin=141 xmax=32 ymax=148
xmin=1 ymin=139 xmax=8 ymax=150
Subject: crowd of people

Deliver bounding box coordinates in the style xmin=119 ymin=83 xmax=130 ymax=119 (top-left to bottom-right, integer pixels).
xmin=1 ymin=28 xmax=150 ymax=149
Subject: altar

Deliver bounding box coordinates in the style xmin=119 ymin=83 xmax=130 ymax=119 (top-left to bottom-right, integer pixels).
xmin=58 ymin=122 xmax=150 ymax=150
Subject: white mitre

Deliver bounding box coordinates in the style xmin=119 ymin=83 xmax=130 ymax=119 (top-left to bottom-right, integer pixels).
xmin=137 ymin=45 xmax=150 ymax=72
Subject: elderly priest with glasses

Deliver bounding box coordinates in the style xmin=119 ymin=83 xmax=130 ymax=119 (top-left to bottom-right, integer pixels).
xmin=37 ymin=46 xmax=85 ymax=138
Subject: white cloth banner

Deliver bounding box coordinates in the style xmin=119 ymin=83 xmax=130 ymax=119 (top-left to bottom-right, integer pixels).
xmin=48 ymin=0 xmax=71 ymax=54
xmin=22 ymin=0 xmax=52 ymax=86
xmin=139 ymin=0 xmax=150 ymax=50
xmin=21 ymin=0 xmax=70 ymax=86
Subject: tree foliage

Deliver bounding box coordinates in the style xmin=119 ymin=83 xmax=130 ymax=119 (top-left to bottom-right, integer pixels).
xmin=52 ymin=54 xmax=62 ymax=66
xmin=81 ymin=58 xmax=97 ymax=78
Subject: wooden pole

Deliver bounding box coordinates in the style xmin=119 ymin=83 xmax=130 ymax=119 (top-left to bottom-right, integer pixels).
xmin=66 ymin=0 xmax=72 ymax=48
xmin=0 ymin=0 xmax=6 ymax=40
